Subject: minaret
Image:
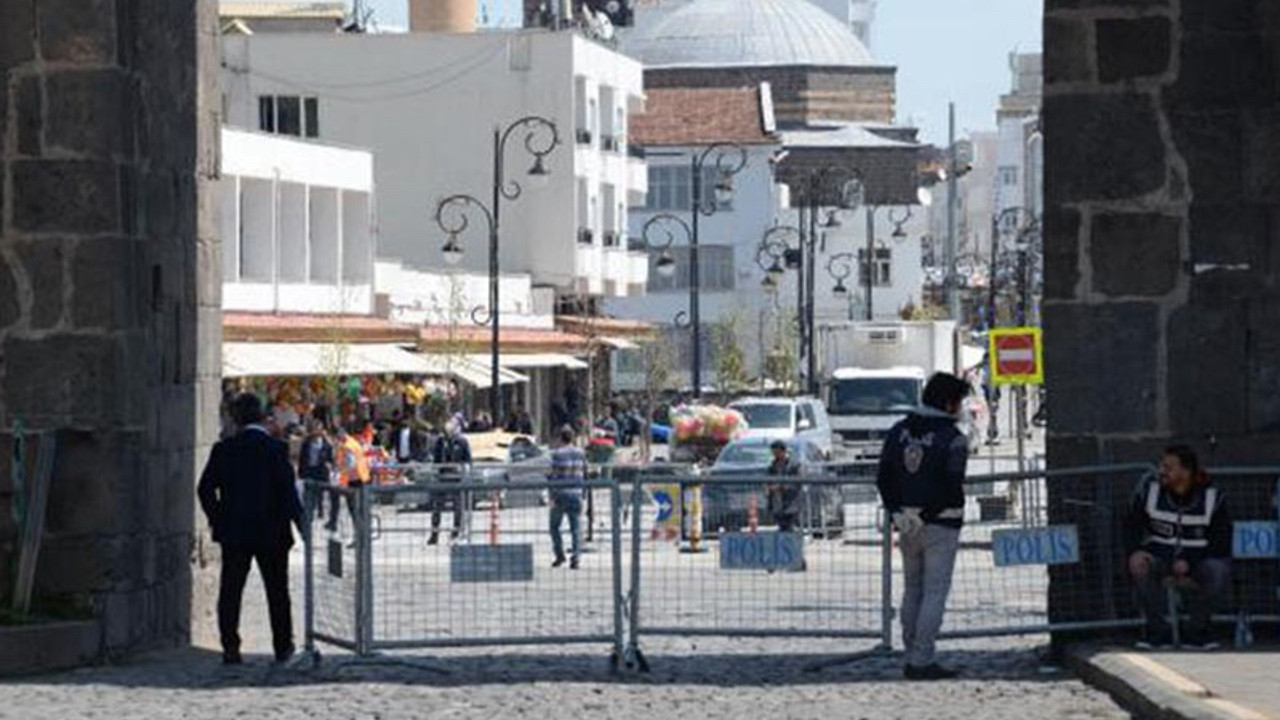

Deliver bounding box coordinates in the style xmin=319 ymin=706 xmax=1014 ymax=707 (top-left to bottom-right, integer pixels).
xmin=849 ymin=0 xmax=875 ymax=52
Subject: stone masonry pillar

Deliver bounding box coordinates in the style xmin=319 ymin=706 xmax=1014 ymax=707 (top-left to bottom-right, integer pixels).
xmin=1044 ymin=1 xmax=1280 ymax=629
xmin=0 ymin=0 xmax=220 ymax=662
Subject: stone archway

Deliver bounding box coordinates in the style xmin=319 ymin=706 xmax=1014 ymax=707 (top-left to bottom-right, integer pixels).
xmin=1043 ymin=1 xmax=1280 ymax=629
xmin=0 ymin=1 xmax=221 ymax=668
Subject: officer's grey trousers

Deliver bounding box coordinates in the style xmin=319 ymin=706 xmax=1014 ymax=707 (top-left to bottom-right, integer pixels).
xmin=899 ymin=524 xmax=961 ymax=667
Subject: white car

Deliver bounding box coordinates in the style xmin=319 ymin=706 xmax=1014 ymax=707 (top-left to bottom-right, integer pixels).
xmin=727 ymin=397 xmax=835 ymax=458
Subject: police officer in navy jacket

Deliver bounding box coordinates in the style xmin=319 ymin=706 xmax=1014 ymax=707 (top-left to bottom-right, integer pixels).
xmin=876 ymin=372 xmax=971 ymax=681
xmin=1126 ymin=444 xmax=1231 ymax=649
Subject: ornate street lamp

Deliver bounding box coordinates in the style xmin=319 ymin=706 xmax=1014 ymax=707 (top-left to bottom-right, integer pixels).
xmin=434 ymin=115 xmax=559 ymax=422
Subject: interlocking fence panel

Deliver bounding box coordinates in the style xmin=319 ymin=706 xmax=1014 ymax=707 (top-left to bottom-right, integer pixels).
xmin=631 ymin=468 xmax=889 ymax=643
xmin=360 ymin=469 xmax=623 ymax=652
xmin=303 ymin=482 xmax=360 ymax=651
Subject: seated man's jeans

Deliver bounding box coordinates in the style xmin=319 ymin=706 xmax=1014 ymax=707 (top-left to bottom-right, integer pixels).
xmin=1129 ymin=551 xmax=1230 ymax=637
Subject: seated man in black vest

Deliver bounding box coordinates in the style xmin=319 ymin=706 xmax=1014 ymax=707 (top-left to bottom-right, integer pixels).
xmin=1127 ymin=444 xmax=1232 ymax=650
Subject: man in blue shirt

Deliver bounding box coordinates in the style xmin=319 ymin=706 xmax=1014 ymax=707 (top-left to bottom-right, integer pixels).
xmin=548 ymin=425 xmax=588 ymax=569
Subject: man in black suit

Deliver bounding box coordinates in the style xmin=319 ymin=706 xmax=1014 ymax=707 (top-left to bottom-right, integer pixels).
xmin=199 ymin=393 xmax=304 ymax=665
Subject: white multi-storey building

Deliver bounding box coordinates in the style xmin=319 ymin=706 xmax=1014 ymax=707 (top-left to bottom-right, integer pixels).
xmin=218 ymin=127 xmax=375 ymax=316
xmin=220 ymin=26 xmax=648 ymax=302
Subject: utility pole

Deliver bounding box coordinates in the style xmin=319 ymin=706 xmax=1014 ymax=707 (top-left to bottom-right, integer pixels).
xmin=945 ymin=102 xmax=960 ymax=321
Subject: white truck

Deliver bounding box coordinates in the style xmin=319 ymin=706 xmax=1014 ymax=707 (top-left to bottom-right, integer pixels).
xmin=819 ymin=321 xmax=961 ymax=458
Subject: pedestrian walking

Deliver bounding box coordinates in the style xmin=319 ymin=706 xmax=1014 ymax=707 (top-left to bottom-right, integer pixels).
xmin=327 ymin=422 xmax=370 ymax=533
xmin=548 ymin=425 xmax=587 ymax=569
xmin=765 ymin=439 xmax=802 ymax=532
xmin=876 ymin=372 xmax=971 ymax=681
xmin=428 ymin=419 xmax=472 ymax=545
xmin=1127 ymin=444 xmax=1232 ymax=650
xmin=198 ymin=393 xmax=304 ymax=665
xmin=297 ymin=420 xmax=334 ymax=517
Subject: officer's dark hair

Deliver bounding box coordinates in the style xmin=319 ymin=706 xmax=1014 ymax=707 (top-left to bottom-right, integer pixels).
xmin=921 ymin=372 xmax=971 ymax=411
xmin=1163 ymin=443 xmax=1206 ymax=484
xmin=229 ymin=393 xmax=265 ymax=426
xmin=559 ymin=425 xmax=576 ymax=445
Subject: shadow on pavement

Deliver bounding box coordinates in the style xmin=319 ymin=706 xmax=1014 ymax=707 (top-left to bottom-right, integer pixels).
xmin=3 ymin=645 xmax=1070 ymax=690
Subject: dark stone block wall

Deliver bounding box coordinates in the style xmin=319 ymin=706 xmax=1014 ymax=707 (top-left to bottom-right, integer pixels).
xmin=0 ymin=0 xmax=220 ymax=662
xmin=1045 ymin=1 xmax=1280 ymax=628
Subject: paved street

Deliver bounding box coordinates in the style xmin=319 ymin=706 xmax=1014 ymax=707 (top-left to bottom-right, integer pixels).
xmin=0 ymin=637 xmax=1130 ymax=720
xmin=0 ymin=447 xmax=1137 ymax=720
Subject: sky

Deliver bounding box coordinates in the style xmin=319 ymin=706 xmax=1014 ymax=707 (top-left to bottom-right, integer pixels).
xmin=360 ymin=0 xmax=1042 ymax=145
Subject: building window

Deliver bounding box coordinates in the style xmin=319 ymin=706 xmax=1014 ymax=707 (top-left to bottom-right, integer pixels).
xmin=998 ymin=165 xmax=1018 ymax=186
xmin=858 ymin=247 xmax=892 ymax=287
xmin=647 ymin=245 xmax=735 ymax=292
xmin=258 ymin=95 xmax=319 ymax=138
xmin=643 ymin=166 xmax=732 ymax=212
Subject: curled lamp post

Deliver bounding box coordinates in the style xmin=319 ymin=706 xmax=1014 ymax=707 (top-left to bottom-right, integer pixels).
xmin=434 ymin=115 xmax=559 ymax=422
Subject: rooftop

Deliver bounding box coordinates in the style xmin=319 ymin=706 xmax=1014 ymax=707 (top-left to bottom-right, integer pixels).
xmin=629 ymin=86 xmax=777 ymax=147
xmin=622 ymin=0 xmax=876 ymax=69
xmin=219 ymin=2 xmax=347 ymax=19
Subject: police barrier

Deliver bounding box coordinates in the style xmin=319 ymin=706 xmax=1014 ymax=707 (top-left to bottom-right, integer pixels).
xmin=302 ymin=468 xmax=628 ymax=665
xmin=300 ymin=462 xmax=1280 ymax=668
xmin=625 ymin=464 xmax=893 ymax=663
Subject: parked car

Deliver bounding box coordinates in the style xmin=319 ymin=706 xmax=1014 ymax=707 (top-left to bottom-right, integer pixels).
xmin=699 ymin=437 xmax=844 ymax=538
xmin=727 ymin=397 xmax=834 ymax=458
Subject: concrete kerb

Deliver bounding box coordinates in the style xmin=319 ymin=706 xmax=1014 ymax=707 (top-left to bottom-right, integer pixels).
xmin=1066 ymin=645 xmax=1271 ymax=720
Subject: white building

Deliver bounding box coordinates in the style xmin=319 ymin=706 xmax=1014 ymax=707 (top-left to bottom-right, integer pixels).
xmin=221 ymin=26 xmax=648 ymax=302
xmin=995 ymin=53 xmax=1042 ymax=216
xmin=218 ymin=126 xmax=375 ymax=316
xmin=606 ymin=85 xmax=784 ymax=390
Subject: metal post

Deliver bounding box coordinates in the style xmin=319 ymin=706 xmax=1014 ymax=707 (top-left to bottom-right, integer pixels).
xmin=610 ymin=475 xmax=625 ymax=665
xmin=945 ymin=102 xmax=960 ymax=320
xmin=490 ymin=128 xmax=503 ymax=422
xmin=806 ymin=192 xmax=818 ymax=395
xmin=626 ymin=475 xmax=647 ymax=670
xmin=865 ymin=206 xmax=875 ymax=321
xmin=880 ymin=507 xmax=894 ymax=651
xmin=355 ymin=484 xmax=374 ymax=655
xmin=303 ymin=483 xmax=316 ymax=658
xmin=1016 ymin=387 xmax=1027 ymax=474
xmin=796 ymin=203 xmax=807 ymax=387
xmin=690 ymin=155 xmax=703 ymax=399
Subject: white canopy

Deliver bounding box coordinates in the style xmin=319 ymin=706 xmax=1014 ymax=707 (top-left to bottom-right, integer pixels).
xmin=469 ymin=353 xmax=590 ymax=370
xmin=223 ymin=343 xmax=527 ymax=388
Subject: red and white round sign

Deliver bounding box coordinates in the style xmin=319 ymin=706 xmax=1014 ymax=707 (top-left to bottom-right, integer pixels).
xmin=994 ymin=333 xmax=1037 ymax=377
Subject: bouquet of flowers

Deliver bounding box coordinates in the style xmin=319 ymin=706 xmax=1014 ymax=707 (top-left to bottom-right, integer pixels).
xmin=670 ymin=404 xmax=748 ymax=445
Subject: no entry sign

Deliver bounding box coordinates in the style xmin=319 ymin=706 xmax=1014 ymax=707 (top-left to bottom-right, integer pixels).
xmin=989 ymin=327 xmax=1043 ymax=385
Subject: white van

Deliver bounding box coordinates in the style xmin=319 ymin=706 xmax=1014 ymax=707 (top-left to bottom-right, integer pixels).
xmin=727 ymin=397 xmax=835 ymax=458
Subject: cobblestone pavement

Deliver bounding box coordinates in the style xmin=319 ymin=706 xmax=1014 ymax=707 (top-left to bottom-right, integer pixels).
xmin=1 ymin=637 xmax=1130 ymax=720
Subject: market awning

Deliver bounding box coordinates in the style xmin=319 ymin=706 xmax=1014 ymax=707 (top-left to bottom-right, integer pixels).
xmin=599 ymin=336 xmax=639 ymax=350
xmin=223 ymin=342 xmax=527 ymax=387
xmin=472 ymin=353 xmax=590 ymax=370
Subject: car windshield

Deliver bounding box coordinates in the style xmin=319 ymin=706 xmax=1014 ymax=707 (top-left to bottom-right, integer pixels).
xmin=716 ymin=443 xmax=776 ymax=465
xmin=732 ymin=403 xmax=791 ymax=429
xmin=829 ymin=378 xmax=921 ymax=415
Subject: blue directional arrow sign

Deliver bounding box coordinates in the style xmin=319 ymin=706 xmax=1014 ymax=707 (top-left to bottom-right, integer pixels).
xmin=653 ymin=490 xmax=674 ymax=523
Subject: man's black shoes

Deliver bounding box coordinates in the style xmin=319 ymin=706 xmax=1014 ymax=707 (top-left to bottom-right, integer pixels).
xmin=904 ymin=663 xmax=958 ymax=681
xmin=552 ymin=557 xmax=566 ymax=568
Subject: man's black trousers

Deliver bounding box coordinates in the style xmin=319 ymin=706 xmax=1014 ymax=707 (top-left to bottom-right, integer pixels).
xmin=218 ymin=543 xmax=293 ymax=658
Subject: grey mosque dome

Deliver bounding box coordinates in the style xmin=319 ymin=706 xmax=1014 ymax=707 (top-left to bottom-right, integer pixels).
xmin=623 ymin=0 xmax=875 ymax=69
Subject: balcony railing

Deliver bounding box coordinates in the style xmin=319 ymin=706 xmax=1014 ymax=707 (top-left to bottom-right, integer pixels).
xmin=577 ymin=227 xmax=594 ymax=245
xmin=601 ymin=135 xmax=620 ymax=152
xmin=602 ymin=230 xmax=621 ymax=247
xmin=575 ymin=128 xmax=592 ymax=145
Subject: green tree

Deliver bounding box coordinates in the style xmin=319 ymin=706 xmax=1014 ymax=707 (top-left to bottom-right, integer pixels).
xmin=712 ymin=311 xmax=749 ymax=398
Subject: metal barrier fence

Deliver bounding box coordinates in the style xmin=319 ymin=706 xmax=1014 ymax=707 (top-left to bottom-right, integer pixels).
xmin=299 ymin=461 xmax=1280 ymax=668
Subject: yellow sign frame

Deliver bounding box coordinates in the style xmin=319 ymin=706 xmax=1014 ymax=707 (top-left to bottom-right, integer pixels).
xmin=989 ymin=327 xmax=1044 ymax=385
